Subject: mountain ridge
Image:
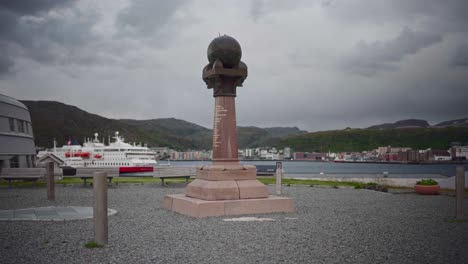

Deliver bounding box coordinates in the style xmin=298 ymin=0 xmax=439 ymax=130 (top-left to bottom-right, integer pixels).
xmin=20 ymin=100 xmax=468 ymax=152
xmin=368 ymin=118 xmax=468 ymax=129
xmin=22 ymin=100 xmax=305 ymax=149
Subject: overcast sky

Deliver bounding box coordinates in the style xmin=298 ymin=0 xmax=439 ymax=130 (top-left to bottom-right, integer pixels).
xmin=1 ymin=0 xmax=467 ymax=131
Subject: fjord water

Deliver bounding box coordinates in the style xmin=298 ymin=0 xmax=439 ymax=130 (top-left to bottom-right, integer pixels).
xmin=166 ymin=161 xmax=468 ymax=178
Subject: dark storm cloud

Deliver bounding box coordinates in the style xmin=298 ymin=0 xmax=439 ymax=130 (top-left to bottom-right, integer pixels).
xmin=0 ymin=46 xmax=14 ymax=76
xmin=249 ymin=0 xmax=309 ymax=21
xmin=116 ymin=0 xmax=188 ymax=40
xmin=0 ymin=0 xmax=76 ymax=15
xmin=343 ymin=28 xmax=442 ymax=76
xmin=1 ymin=1 xmax=467 ymax=132
xmin=0 ymin=0 xmax=96 ymax=75
xmin=327 ymin=0 xmax=468 ymax=28
xmin=451 ymin=44 xmax=468 ymax=68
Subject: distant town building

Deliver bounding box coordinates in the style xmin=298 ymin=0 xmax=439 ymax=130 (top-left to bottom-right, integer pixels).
xmin=169 ymin=149 xmax=211 ymax=160
xmin=294 ymin=152 xmax=327 ymax=160
xmin=451 ymin=144 xmax=468 ymax=160
xmin=377 ymin=146 xmax=412 ymax=156
xmin=397 ymin=150 xmax=427 ymax=162
xmin=239 ymin=148 xmax=255 ymax=159
xmin=0 ymin=94 xmax=36 ymax=168
xmin=429 ymin=149 xmax=452 ymax=161
xmin=396 ymin=149 xmax=452 ymax=162
xmin=283 ymin=147 xmax=292 ymax=159
xmin=151 ymin=147 xmax=170 ymax=159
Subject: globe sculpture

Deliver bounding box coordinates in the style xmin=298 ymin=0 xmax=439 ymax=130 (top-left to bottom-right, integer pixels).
xmin=207 ymin=35 xmax=242 ymax=68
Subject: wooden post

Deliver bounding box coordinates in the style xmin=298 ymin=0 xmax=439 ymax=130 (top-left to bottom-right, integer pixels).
xmin=276 ymin=161 xmax=283 ymax=195
xmin=46 ymin=162 xmax=55 ymax=201
xmin=456 ymin=166 xmax=464 ymax=221
xmin=94 ymin=172 xmax=108 ymax=245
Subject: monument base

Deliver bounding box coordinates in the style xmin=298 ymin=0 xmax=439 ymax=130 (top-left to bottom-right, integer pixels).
xmin=163 ymin=194 xmax=295 ymax=218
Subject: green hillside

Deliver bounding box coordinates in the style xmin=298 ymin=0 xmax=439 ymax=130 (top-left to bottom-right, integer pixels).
xmin=279 ymin=127 xmax=468 ymax=152
xmin=23 ymin=100 xmax=304 ymax=150
xmin=26 ymin=100 xmax=463 ymax=153
xmin=22 ymin=101 xmax=182 ymax=149
xmin=120 ymin=118 xmax=213 ymax=150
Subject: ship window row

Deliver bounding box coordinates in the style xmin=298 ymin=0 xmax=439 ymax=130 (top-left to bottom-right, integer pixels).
xmin=97 ymin=162 xmax=130 ymax=166
xmin=102 ymin=149 xmax=151 ymax=152
xmin=8 ymin=118 xmax=32 ymax=135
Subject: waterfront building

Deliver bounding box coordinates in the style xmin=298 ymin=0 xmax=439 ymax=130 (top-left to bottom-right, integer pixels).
xmin=259 ymin=149 xmax=269 ymax=158
xmin=0 ymin=94 xmax=36 ymax=168
xmin=169 ymin=149 xmax=211 ymax=160
xmin=429 ymin=150 xmax=452 ymax=161
xmin=264 ymin=152 xmax=279 ymax=160
xmin=283 ymin=147 xmax=291 ymax=159
xmin=377 ymin=146 xmax=412 ymax=156
xmin=294 ymin=152 xmax=327 ymax=160
xmin=243 ymin=148 xmax=254 ymax=159
xmin=150 ymin=147 xmax=170 ymax=159
xmin=397 ymin=149 xmax=453 ymax=162
xmin=451 ymin=144 xmax=468 ymax=160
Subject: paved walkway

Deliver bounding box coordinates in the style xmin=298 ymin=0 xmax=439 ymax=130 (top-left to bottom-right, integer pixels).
xmin=0 ymin=206 xmax=117 ymax=221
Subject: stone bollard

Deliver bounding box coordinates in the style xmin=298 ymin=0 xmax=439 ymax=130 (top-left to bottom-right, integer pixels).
xmin=93 ymin=172 xmax=108 ymax=245
xmin=456 ymin=166 xmax=464 ymax=221
xmin=276 ymin=161 xmax=283 ymax=195
xmin=46 ymin=162 xmax=55 ymax=201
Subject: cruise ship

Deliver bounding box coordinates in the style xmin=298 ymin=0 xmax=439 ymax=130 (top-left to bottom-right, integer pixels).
xmin=37 ymin=132 xmax=157 ymax=174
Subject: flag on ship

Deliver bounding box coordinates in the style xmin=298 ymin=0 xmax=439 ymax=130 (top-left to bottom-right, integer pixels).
xmin=67 ymin=137 xmax=80 ymax=145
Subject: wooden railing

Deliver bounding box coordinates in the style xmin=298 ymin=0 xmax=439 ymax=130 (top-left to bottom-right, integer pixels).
xmin=153 ymin=166 xmax=196 ymax=186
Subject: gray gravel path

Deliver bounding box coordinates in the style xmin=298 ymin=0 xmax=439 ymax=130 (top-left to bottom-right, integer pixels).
xmin=0 ymin=184 xmax=467 ymax=264
xmin=0 ymin=206 xmax=117 ymax=221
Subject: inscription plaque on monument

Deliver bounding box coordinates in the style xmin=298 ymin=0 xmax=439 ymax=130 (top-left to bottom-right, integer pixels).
xmin=163 ymin=35 xmax=295 ymax=217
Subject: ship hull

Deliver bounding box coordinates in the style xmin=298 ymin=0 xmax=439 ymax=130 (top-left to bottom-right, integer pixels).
xmin=119 ymin=166 xmax=154 ymax=174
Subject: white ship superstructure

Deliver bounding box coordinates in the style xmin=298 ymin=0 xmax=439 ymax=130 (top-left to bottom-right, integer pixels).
xmin=37 ymin=132 xmax=157 ymax=173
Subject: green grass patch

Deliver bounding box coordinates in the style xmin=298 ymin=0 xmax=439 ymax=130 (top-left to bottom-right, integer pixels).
xmin=3 ymin=177 xmax=468 ymax=194
xmin=0 ymin=177 xmax=193 ymax=187
xmin=353 ymin=182 xmax=380 ymax=189
xmin=257 ymin=177 xmax=360 ymax=188
xmin=84 ymin=241 xmax=104 ymax=248
xmin=56 ymin=177 xmax=191 ymax=185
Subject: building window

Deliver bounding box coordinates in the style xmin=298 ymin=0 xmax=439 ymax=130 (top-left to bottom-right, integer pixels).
xmin=26 ymin=155 xmax=31 ymax=167
xmin=25 ymin=122 xmax=29 ymax=134
xmin=9 ymin=118 xmax=15 ymax=132
xmin=17 ymin=120 xmax=25 ymax=133
xmin=10 ymin=156 xmax=19 ymax=168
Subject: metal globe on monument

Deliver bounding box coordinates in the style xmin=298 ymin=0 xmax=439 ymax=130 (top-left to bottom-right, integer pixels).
xmin=207 ymin=35 xmax=242 ymax=68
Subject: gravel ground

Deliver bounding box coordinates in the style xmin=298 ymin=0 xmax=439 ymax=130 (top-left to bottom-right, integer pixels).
xmin=0 ymin=184 xmax=467 ymax=264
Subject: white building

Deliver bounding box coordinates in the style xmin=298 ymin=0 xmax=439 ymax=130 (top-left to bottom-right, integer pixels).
xmin=0 ymin=94 xmax=36 ymax=168
xmin=452 ymin=146 xmax=468 ymax=160
xmin=283 ymin=147 xmax=291 ymax=159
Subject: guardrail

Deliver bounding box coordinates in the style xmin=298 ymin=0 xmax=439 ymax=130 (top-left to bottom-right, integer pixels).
xmin=154 ymin=166 xmax=197 ymax=186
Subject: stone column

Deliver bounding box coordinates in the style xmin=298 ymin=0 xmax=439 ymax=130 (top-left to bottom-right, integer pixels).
xmin=93 ymin=172 xmax=108 ymax=245
xmin=276 ymin=162 xmax=282 ymax=195
xmin=456 ymin=166 xmax=464 ymax=221
xmin=212 ymin=96 xmax=238 ymax=163
xmin=46 ymin=162 xmax=55 ymax=201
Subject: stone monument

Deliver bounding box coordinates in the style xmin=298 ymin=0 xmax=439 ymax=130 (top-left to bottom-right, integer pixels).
xmin=163 ymin=35 xmax=295 ymax=218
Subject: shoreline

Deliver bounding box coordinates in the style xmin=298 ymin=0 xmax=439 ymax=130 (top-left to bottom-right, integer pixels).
xmin=163 ymin=159 xmax=468 ymax=165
